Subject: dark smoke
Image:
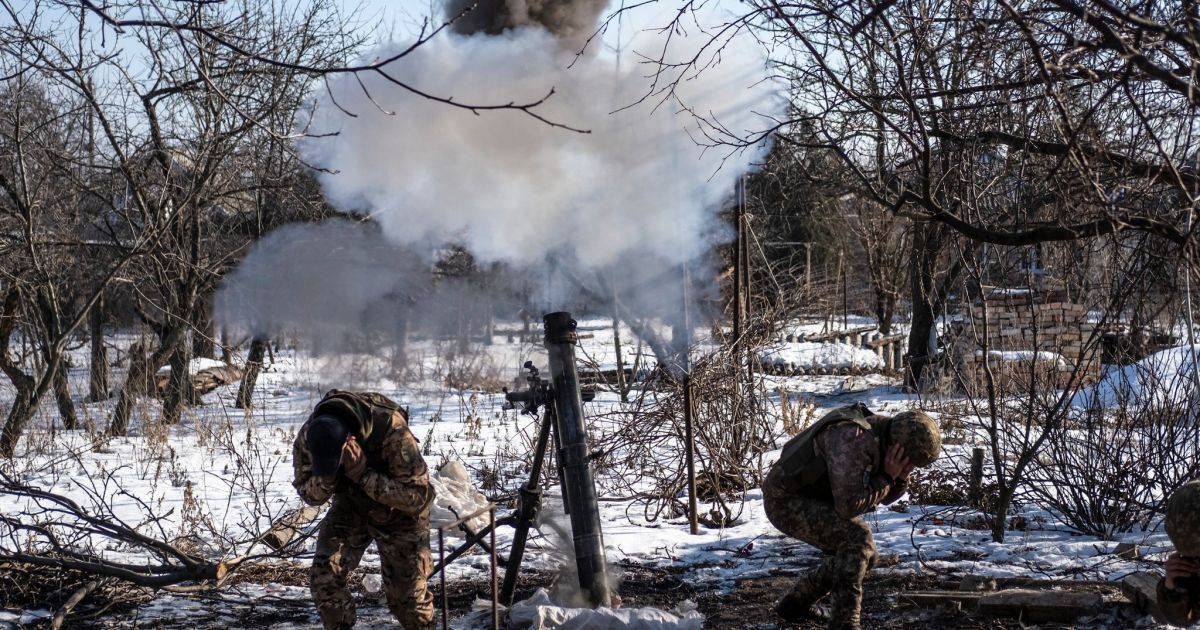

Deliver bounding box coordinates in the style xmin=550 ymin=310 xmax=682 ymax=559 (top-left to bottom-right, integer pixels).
xmin=445 ymin=0 xmax=610 ymax=47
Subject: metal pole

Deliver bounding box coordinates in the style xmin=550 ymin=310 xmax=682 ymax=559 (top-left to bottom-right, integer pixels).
xmin=490 ymin=507 xmax=499 ymax=630
xmin=499 ymin=404 xmax=555 ymax=605
xmin=684 ymin=376 xmax=698 ymax=535
xmin=439 ymin=529 xmax=448 ymax=630
xmin=543 ymin=312 xmax=612 ymax=608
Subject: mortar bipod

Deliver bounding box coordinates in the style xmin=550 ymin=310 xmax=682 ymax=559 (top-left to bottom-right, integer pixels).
xmin=427 ymin=360 xmax=595 ymax=608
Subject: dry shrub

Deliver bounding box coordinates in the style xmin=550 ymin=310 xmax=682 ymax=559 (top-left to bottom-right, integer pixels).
xmin=591 ymin=352 xmax=774 ymax=528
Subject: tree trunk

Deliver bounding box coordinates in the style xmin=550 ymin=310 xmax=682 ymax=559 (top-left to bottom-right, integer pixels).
xmin=87 ymin=299 xmax=109 ymax=402
xmin=192 ymin=297 xmax=215 ymax=359
xmin=52 ymin=362 xmax=77 ymax=430
xmin=612 ymin=310 xmax=628 ymax=403
xmin=109 ymin=326 xmax=187 ymax=436
xmin=0 ymin=387 xmax=36 ymax=458
xmin=905 ymin=223 xmax=946 ymax=388
xmin=235 ymin=337 xmax=268 ymax=410
xmin=220 ymin=327 xmax=233 ymax=364
xmin=162 ymin=333 xmax=195 ymax=425
xmin=991 ymin=486 xmax=1014 ymax=543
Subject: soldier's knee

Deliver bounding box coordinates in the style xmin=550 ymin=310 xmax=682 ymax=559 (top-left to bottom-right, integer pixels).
xmin=311 ymin=554 xmax=335 ymax=580
xmin=310 ymin=560 xmax=330 ymax=585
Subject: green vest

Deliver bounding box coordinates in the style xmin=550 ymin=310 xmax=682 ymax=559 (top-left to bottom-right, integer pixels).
xmin=314 ymin=390 xmax=413 ymax=513
xmin=775 ymin=402 xmax=874 ymax=498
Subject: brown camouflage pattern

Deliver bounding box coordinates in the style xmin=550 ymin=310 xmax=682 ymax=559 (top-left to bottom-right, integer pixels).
xmin=1158 ymin=576 xmax=1200 ymax=627
xmin=293 ymin=407 xmax=435 ymax=629
xmin=1167 ymin=480 xmax=1200 ymax=557
xmin=763 ymin=416 xmax=907 ymax=629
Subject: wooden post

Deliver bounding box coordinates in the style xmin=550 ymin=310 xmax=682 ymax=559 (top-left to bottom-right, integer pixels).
xmin=805 ymin=243 xmax=812 ymax=296
xmin=969 ymin=447 xmax=985 ymax=507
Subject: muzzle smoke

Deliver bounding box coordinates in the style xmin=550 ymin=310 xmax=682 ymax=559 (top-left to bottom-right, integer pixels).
xmin=218 ymin=7 xmax=779 ymax=342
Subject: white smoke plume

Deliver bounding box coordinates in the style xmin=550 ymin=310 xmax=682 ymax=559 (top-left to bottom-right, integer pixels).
xmin=299 ymin=18 xmax=779 ymax=271
xmin=218 ymin=10 xmax=779 ymax=351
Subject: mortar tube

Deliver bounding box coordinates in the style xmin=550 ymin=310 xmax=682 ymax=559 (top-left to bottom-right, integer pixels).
xmin=543 ymin=311 xmax=612 ymax=608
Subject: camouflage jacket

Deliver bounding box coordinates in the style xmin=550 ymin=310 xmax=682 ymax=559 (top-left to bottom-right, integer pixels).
xmin=1158 ymin=575 xmax=1200 ymax=627
xmin=292 ymin=394 xmax=432 ymax=522
xmin=806 ymin=415 xmax=906 ymax=519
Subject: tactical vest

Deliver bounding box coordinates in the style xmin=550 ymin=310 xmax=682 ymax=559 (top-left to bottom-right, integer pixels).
xmin=774 ymin=402 xmax=875 ymax=498
xmin=313 ymin=390 xmax=420 ymax=518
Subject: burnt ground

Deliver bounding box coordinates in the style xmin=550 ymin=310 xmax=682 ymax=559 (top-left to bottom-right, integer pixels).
xmin=49 ymin=560 xmax=1153 ymax=629
xmin=608 ymin=562 xmax=1147 ymax=629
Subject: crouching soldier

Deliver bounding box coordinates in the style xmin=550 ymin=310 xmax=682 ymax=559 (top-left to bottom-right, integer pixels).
xmin=1159 ymin=480 xmax=1200 ymax=627
xmin=292 ymin=390 xmax=435 ymax=629
xmin=763 ymin=403 xmax=941 ymax=629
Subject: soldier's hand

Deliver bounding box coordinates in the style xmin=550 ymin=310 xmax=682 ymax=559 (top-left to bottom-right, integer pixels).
xmin=342 ymin=436 xmax=367 ymax=483
xmin=1166 ymin=552 xmax=1200 ymax=590
xmin=883 ymin=444 xmax=911 ymax=481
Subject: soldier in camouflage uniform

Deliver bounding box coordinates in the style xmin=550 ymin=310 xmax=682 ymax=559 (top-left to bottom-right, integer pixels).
xmin=763 ymin=403 xmax=941 ymax=629
xmin=293 ymin=390 xmax=435 ymax=630
xmin=1159 ymin=480 xmax=1200 ymax=627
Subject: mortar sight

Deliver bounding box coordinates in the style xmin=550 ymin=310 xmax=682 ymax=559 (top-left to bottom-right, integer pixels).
xmin=503 ymin=360 xmax=594 ymax=415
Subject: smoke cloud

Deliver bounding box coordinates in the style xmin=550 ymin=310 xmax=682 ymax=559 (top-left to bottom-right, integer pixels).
xmin=217 ymin=10 xmax=779 ymax=349
xmin=444 ymin=0 xmax=609 ymax=48
xmin=299 ymin=20 xmax=777 ymax=271
xmin=214 ymin=221 xmax=428 ymax=341
xmin=441 ymin=0 xmax=609 ymax=48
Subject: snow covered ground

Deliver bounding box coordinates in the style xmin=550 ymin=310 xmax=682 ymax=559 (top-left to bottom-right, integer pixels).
xmin=0 ymin=318 xmax=1181 ymax=628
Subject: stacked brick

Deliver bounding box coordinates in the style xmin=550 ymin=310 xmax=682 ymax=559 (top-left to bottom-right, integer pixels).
xmin=953 ymin=290 xmax=1102 ymax=394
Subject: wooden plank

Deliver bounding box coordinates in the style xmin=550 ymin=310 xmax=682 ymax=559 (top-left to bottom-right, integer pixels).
xmin=1121 ymin=572 xmax=1166 ymax=622
xmin=263 ymin=505 xmax=322 ymax=551
xmin=898 ymin=590 xmax=983 ymax=609
xmin=977 ymin=589 xmax=1102 ymax=623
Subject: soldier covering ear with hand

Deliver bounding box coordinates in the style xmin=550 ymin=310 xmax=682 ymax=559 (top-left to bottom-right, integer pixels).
xmin=293 ymin=390 xmax=435 ymax=630
xmin=763 ymin=404 xmax=941 ymax=630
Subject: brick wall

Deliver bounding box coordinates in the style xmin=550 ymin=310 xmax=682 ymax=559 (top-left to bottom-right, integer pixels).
xmin=952 ymin=292 xmax=1102 ymax=394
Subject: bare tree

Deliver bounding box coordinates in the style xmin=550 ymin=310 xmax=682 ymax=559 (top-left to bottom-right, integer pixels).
xmin=0 ymin=76 xmax=136 ymax=457
xmin=634 ymin=0 xmax=1199 ymax=385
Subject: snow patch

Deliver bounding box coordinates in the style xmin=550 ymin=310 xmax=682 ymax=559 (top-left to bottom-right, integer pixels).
xmin=507 ymin=589 xmax=703 ymax=629
xmin=758 ymin=342 xmax=883 ymax=369
xmin=155 ymin=357 xmax=230 ymax=375
xmin=1074 ymin=344 xmax=1200 ymax=408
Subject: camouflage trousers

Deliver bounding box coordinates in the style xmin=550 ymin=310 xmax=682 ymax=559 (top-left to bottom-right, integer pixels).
xmin=310 ymin=498 xmax=435 ymax=629
xmin=763 ymin=488 xmax=878 ymax=630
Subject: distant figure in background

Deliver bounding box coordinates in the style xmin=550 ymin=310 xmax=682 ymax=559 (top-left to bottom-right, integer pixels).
xmin=763 ymin=403 xmax=941 ymax=630
xmin=1159 ymin=480 xmax=1200 ymax=627
xmin=292 ymin=390 xmax=434 ymax=629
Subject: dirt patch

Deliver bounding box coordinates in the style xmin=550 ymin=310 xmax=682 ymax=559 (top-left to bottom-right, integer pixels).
xmin=612 ymin=568 xmax=1149 ymax=629
xmin=45 ymin=561 xmax=1153 ymax=629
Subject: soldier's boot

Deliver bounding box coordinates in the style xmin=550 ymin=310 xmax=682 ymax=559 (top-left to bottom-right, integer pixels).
xmin=777 ymin=555 xmax=836 ymax=623
xmin=310 ymin=559 xmax=357 ymax=630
